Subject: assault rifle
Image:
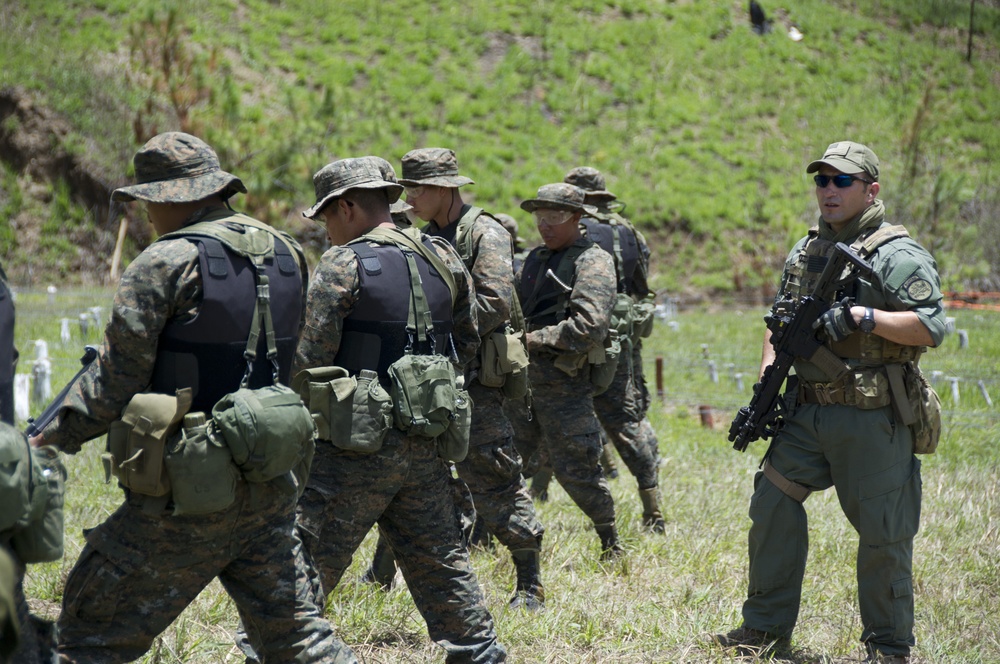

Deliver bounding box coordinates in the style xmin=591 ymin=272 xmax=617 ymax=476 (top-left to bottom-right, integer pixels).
xmin=728 ymin=242 xmax=873 ymax=452
xmin=25 ymin=345 xmax=99 ymax=439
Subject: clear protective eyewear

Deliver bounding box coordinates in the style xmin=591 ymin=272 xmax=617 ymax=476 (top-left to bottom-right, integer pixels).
xmin=403 ymin=185 xmax=426 ymax=199
xmin=533 ymin=209 xmax=574 ymax=227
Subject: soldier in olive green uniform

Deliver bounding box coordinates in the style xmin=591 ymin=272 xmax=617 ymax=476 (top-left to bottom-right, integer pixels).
xmin=30 ymin=133 xmax=350 ymax=664
xmin=715 ymin=142 xmax=947 ymax=664
xmin=294 ymin=157 xmax=507 ymax=663
xmin=393 ymin=147 xmax=545 ymax=610
xmin=512 ymin=183 xmax=622 ymax=560
xmin=564 ymin=167 xmax=664 ymax=532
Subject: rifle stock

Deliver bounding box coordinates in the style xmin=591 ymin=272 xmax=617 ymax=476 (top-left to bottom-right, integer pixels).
xmin=728 ymin=242 xmax=873 ymax=452
xmin=25 ymin=345 xmax=98 ymax=438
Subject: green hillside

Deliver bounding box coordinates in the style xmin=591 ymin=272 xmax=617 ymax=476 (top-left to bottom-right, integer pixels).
xmin=1 ymin=0 xmax=998 ymax=299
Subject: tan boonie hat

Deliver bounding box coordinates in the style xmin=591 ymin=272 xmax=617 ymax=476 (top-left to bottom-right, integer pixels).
xmin=564 ymin=166 xmax=617 ymax=201
xmin=520 ymin=183 xmax=597 ymax=214
xmin=806 ymin=141 xmax=880 ymax=180
xmin=303 ymin=156 xmax=404 ymax=219
xmin=111 ymin=132 xmax=247 ymax=203
xmin=398 ymin=148 xmax=474 ymax=187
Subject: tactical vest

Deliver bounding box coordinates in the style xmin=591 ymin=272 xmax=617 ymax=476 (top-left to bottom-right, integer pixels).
xmin=519 ymin=242 xmax=589 ymax=330
xmin=784 ymin=223 xmax=921 ymax=365
xmin=581 ymin=215 xmax=642 ymax=295
xmin=150 ymin=215 xmax=303 ymax=412
xmin=0 ymin=271 xmax=15 ymax=425
xmin=336 ymin=235 xmax=455 ymax=384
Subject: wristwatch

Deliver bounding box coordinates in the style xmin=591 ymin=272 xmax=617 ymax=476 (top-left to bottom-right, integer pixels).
xmin=859 ymin=306 xmax=876 ymax=334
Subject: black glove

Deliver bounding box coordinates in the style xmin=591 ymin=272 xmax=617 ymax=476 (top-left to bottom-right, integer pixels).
xmin=813 ymin=297 xmax=858 ymax=342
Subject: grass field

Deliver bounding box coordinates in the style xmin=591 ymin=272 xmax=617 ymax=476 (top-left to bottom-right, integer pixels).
xmin=11 ymin=286 xmax=999 ymax=663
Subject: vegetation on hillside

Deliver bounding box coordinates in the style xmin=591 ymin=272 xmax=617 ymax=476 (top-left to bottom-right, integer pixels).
xmin=1 ymin=0 xmax=998 ymax=299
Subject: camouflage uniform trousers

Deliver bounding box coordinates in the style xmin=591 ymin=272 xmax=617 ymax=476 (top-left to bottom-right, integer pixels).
xmin=509 ymin=357 xmax=615 ymax=527
xmin=630 ymin=340 xmax=661 ymax=463
xmin=2 ymin=543 xmax=56 ymax=664
xmin=57 ymin=479 xmax=351 ymax=664
xmin=593 ymin=340 xmax=660 ymax=492
xmin=296 ymin=431 xmax=507 ymax=664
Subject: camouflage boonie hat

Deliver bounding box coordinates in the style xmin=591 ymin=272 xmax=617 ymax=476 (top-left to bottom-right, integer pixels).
xmin=303 ymin=156 xmax=404 ymax=219
xmin=564 ymin=166 xmax=616 ymax=201
xmin=520 ymin=183 xmax=597 ymax=214
xmin=807 ymin=141 xmax=880 ymax=180
xmin=111 ymin=132 xmax=247 ymax=203
xmin=398 ymin=148 xmax=474 ymax=187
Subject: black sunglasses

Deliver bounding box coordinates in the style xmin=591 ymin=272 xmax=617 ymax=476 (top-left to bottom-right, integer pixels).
xmin=813 ymin=174 xmax=872 ymax=189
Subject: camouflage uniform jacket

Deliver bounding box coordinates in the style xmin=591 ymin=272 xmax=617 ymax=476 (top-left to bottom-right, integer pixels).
xmin=294 ymin=227 xmax=479 ymax=375
xmin=42 ymin=208 xmax=308 ymax=453
xmin=516 ymin=238 xmax=615 ymax=357
xmin=424 ymin=205 xmax=514 ymax=342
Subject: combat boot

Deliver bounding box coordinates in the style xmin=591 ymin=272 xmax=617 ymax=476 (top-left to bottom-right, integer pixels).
xmin=865 ymin=643 xmax=910 ymax=664
xmin=508 ymin=548 xmax=545 ymax=611
xmin=711 ymin=626 xmax=791 ymax=657
xmin=594 ymin=522 xmax=624 ymax=561
xmin=638 ymin=486 xmax=666 ymax=533
xmin=360 ymin=536 xmax=397 ymax=590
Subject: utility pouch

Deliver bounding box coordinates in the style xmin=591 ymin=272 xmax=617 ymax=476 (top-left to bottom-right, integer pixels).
xmin=103 ymin=388 xmax=192 ymax=497
xmin=10 ymin=446 xmax=66 ymax=564
xmin=632 ymin=294 xmax=656 ymax=339
xmin=588 ymin=330 xmax=621 ymax=396
xmin=479 ymin=326 xmax=531 ymax=400
xmin=435 ymin=388 xmax=473 ymax=462
xmin=388 ymin=353 xmax=461 ymax=439
xmin=610 ymin=293 xmax=635 ymax=339
xmin=292 ymin=367 xmax=393 ymax=453
xmin=164 ymin=412 xmax=239 ymax=516
xmin=902 ymin=362 xmax=942 ymax=454
xmin=212 ymin=384 xmax=316 ymax=483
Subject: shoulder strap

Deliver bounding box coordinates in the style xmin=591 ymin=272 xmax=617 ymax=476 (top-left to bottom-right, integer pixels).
xmin=352 ymin=227 xmax=458 ymax=307
xmin=453 ymin=206 xmax=484 ymax=265
xmin=850 ymin=224 xmax=910 ymax=258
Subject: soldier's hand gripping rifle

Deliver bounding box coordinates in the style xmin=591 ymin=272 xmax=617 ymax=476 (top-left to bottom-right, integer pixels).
xmin=728 ymin=243 xmax=873 ymax=452
xmin=25 ymin=345 xmax=99 ymax=438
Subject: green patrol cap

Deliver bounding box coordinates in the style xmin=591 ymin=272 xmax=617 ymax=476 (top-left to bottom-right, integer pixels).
xmin=806 ymin=141 xmax=880 ymax=180
xmin=303 ymin=156 xmax=404 ymax=219
xmin=111 ymin=132 xmax=247 ymax=203
xmin=520 ymin=183 xmax=597 ymax=214
xmin=564 ymin=166 xmax=617 ymax=201
xmin=398 ymin=148 xmax=474 ymax=187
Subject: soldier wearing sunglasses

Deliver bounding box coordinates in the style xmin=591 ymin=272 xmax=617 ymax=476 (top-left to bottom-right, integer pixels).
xmin=715 ymin=142 xmax=947 ymax=664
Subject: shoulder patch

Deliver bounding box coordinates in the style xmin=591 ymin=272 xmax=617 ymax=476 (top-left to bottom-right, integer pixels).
xmin=903 ymin=275 xmax=933 ymax=301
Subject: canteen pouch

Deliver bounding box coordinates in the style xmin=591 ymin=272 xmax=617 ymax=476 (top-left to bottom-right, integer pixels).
xmin=0 ymin=427 xmax=31 ymax=533
xmin=389 ymin=354 xmax=461 ymax=439
xmin=212 ymin=384 xmax=316 ymax=483
xmin=435 ymin=388 xmax=473 ymax=462
xmin=632 ymin=294 xmax=656 ymax=339
xmin=904 ymin=362 xmax=942 ymax=454
xmin=479 ymin=326 xmax=531 ymax=400
xmin=588 ymin=330 xmax=621 ymax=396
xmin=103 ymin=388 xmax=192 ymax=497
xmin=610 ymin=293 xmax=635 ymax=339
xmin=292 ymin=367 xmax=393 ymax=453
xmin=10 ymin=446 xmax=66 ymax=564
xmin=164 ymin=414 xmax=239 ymax=516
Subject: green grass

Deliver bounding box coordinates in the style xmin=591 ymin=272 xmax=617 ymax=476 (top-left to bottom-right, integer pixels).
xmin=14 ymin=287 xmax=1000 ymax=662
xmin=1 ymin=0 xmax=999 ymax=296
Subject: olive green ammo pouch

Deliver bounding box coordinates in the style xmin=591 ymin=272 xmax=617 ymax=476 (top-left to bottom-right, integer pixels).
xmin=10 ymin=445 xmax=66 ymax=564
xmin=888 ymin=362 xmax=942 ymax=454
xmin=389 ymin=354 xmax=463 ymax=439
xmin=479 ymin=326 xmax=531 ymax=400
xmin=588 ymin=329 xmax=622 ymax=396
xmin=163 ymin=412 xmax=239 ymax=516
xmin=211 ymin=384 xmax=316 ymax=483
xmin=292 ymin=366 xmax=393 ymax=453
xmin=632 ymin=294 xmax=656 ymax=339
xmin=434 ymin=387 xmax=473 ymax=462
xmin=104 ymin=388 xmax=192 ymax=497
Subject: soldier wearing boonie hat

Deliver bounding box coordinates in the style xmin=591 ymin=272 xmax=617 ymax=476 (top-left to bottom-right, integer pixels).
xmin=368 ymin=146 xmax=549 ymax=612
xmin=509 ymin=182 xmax=623 ymax=561
xmin=33 ymin=132 xmax=351 ymax=662
xmin=294 ymin=155 xmax=508 ymax=659
xmin=715 ymin=141 xmax=947 ymax=664
xmin=560 ymin=167 xmax=666 ymax=534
